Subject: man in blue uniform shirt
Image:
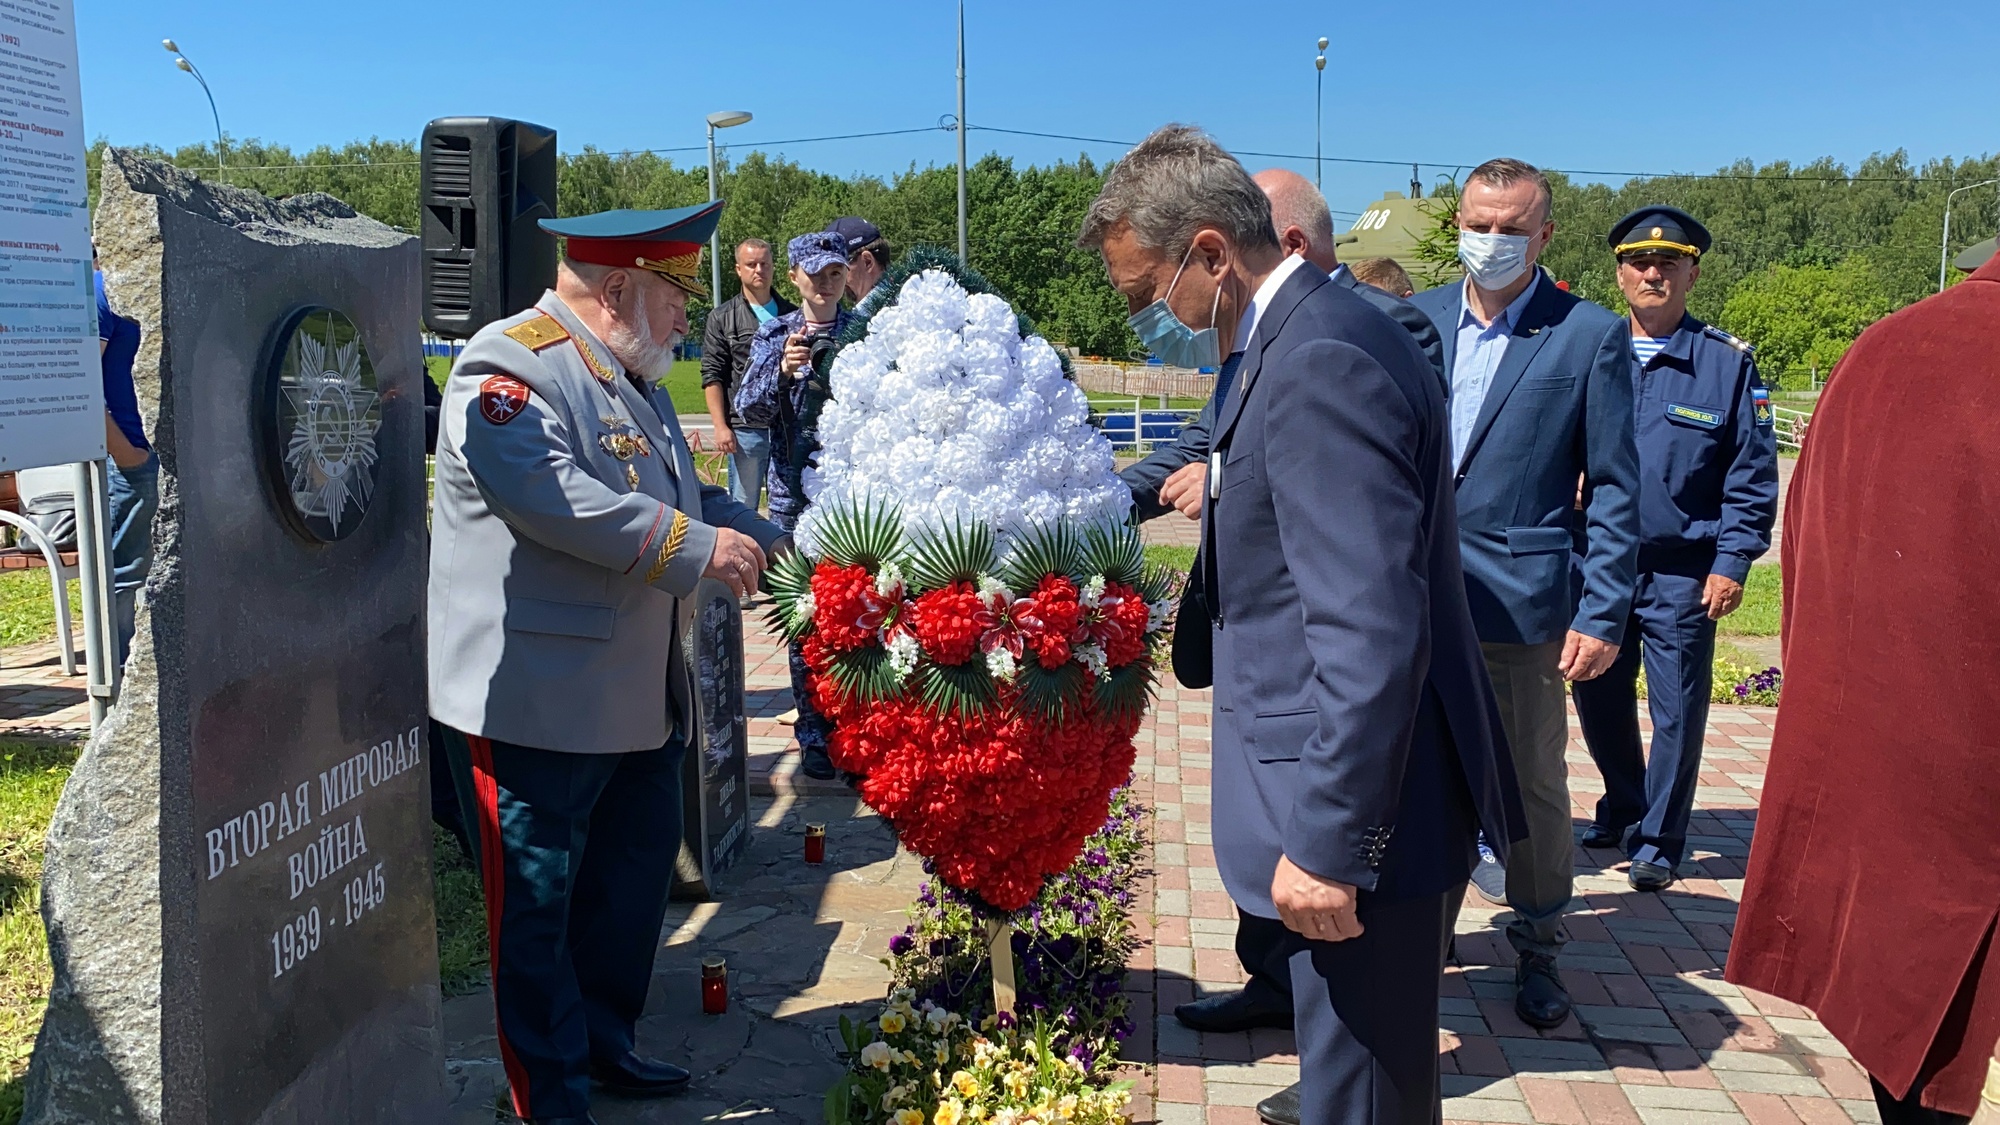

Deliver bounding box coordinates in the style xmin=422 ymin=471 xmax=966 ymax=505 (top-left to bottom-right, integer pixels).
xmin=1571 ymin=206 xmax=1778 ymax=892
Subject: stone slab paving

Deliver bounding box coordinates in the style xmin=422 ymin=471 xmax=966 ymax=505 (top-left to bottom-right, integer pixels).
xmin=2 ymin=579 xmax=1844 ymax=1125
xmin=0 ymin=639 xmax=90 ymax=742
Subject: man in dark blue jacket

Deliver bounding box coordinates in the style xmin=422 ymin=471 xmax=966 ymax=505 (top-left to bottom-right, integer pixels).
xmin=1572 ymin=207 xmax=1777 ymax=892
xmin=1409 ymin=158 xmax=1641 ymax=1030
xmin=1087 ymin=124 xmax=1520 ymax=1125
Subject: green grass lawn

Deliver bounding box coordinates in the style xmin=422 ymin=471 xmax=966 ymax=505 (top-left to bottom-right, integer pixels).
xmin=429 ymin=355 xmax=709 ymax=416
xmin=1719 ymin=566 xmax=1781 ymax=637
xmin=0 ymin=573 xmax=78 ymax=650
xmin=0 ymin=741 xmax=80 ymax=1123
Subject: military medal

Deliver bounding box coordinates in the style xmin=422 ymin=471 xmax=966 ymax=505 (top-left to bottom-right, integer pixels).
xmin=626 ymin=464 xmax=641 ymax=489
xmin=598 ymin=416 xmax=653 ymax=462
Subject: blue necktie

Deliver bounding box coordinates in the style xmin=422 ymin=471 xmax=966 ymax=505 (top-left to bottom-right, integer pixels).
xmin=1212 ymin=351 xmax=1246 ymax=406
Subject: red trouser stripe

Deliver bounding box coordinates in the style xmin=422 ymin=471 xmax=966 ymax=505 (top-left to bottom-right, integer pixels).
xmin=466 ymin=734 xmax=533 ymax=1117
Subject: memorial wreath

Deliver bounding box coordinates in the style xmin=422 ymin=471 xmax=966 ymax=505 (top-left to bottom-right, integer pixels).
xmin=764 ymin=258 xmax=1174 ymax=911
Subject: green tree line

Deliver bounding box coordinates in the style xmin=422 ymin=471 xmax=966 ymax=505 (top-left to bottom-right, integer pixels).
xmin=86 ymin=138 xmax=1998 ymax=382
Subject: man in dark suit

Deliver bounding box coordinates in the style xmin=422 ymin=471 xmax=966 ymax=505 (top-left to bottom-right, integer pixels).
xmin=1085 ymin=124 xmax=1521 ymax=1125
xmin=1409 ymin=158 xmax=1641 ymax=1030
xmin=1120 ymin=168 xmax=1443 ymax=525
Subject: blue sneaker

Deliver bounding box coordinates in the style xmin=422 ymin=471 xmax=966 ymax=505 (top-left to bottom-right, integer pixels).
xmin=1471 ymin=841 xmax=1509 ymax=906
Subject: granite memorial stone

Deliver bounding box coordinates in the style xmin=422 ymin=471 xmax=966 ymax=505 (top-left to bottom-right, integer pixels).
xmin=675 ymin=577 xmax=753 ymax=898
xmin=25 ymin=150 xmax=444 ymax=1124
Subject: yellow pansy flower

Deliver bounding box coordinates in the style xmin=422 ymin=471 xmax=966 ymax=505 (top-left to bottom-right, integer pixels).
xmin=895 ymin=1111 xmax=925 ymax=1125
xmin=880 ymin=1010 xmax=908 ymax=1035
xmin=935 ymin=1098 xmax=965 ymax=1125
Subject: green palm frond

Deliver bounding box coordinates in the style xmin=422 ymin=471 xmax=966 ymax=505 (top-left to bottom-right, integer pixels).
xmin=817 ymin=497 xmax=906 ymax=571
xmin=827 ymin=647 xmax=905 ymax=707
xmin=1080 ymin=522 xmax=1146 ymax=586
xmin=1093 ymin=659 xmax=1158 ymax=725
xmin=763 ymin=547 xmax=819 ymax=641
xmin=904 ymin=519 xmax=997 ymax=594
xmin=1016 ymin=660 xmax=1088 ymax=723
xmin=917 ymin=660 xmax=998 ymax=721
xmin=1137 ymin=560 xmax=1183 ymax=607
xmin=999 ymin=522 xmax=1082 ymax=590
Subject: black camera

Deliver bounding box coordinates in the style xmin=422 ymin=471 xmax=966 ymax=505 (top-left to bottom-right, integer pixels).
xmin=803 ymin=333 xmax=841 ymax=372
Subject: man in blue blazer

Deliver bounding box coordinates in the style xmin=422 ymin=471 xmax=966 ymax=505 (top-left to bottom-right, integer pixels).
xmin=1409 ymin=159 xmax=1641 ymax=1030
xmin=1085 ymin=125 xmax=1522 ymax=1125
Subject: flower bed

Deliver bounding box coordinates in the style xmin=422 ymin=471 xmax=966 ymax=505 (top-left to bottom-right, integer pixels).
xmin=827 ymin=790 xmax=1148 ymax=1124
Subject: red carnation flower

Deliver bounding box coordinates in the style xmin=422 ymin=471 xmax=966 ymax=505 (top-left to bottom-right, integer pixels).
xmin=809 ymin=562 xmax=878 ymax=653
xmin=910 ymin=581 xmax=988 ymax=666
xmin=1097 ymin=581 xmax=1153 ymax=668
xmin=1015 ymin=575 xmax=1083 ymax=670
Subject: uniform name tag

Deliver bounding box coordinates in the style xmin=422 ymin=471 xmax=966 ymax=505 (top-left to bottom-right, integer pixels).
xmin=1665 ymin=402 xmax=1722 ymax=429
xmin=1209 ymin=451 xmax=1223 ymax=499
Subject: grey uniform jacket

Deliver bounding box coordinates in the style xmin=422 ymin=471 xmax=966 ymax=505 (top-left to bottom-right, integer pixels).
xmin=428 ymin=292 xmax=785 ymax=754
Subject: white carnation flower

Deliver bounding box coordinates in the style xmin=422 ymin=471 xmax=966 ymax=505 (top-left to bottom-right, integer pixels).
xmin=985 ymin=646 xmax=1019 ymax=682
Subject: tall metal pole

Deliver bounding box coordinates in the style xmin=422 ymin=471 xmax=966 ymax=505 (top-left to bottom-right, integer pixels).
xmin=1940 ymin=179 xmax=1998 ymax=292
xmin=708 ymin=123 xmax=722 ymax=303
xmin=164 ymin=40 xmax=224 ymax=180
xmin=956 ymin=0 xmax=969 ymax=266
xmin=1314 ymin=38 xmax=1328 ymax=191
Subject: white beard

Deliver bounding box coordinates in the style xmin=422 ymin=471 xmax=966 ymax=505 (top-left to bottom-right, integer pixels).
xmin=604 ymin=296 xmax=679 ymax=381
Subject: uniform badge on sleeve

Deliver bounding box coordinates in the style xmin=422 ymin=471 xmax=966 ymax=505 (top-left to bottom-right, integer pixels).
xmin=479 ymin=375 xmax=531 ymax=425
xmin=1751 ymin=387 xmax=1774 ymax=428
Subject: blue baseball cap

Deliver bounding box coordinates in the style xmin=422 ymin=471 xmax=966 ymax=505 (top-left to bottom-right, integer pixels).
xmin=788 ymin=230 xmax=849 ymax=276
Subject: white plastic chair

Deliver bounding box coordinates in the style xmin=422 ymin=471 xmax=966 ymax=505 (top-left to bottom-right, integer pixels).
xmin=0 ymin=509 xmax=80 ymax=675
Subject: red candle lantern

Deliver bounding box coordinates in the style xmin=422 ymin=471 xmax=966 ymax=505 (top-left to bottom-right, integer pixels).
xmin=804 ymin=823 xmax=827 ymax=865
xmin=701 ymin=955 xmax=728 ymax=1015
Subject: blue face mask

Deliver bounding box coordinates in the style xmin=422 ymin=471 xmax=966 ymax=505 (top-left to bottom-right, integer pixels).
xmin=1128 ymin=244 xmax=1223 ymax=369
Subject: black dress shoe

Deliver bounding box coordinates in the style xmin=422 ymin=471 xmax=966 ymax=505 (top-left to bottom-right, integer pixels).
xmin=1173 ymin=988 xmax=1293 ymax=1033
xmin=1515 ymin=953 xmax=1572 ymax=1029
xmin=800 ymin=745 xmax=837 ymax=780
xmin=1628 ymin=858 xmax=1676 ymax=892
xmin=1579 ymin=822 xmax=1625 ymax=849
xmin=589 ymin=1053 xmax=691 ymax=1098
xmin=1256 ymin=1083 xmax=1301 ymax=1125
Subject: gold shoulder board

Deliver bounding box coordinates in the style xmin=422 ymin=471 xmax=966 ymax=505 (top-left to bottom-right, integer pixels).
xmin=504 ymin=315 xmax=571 ymax=351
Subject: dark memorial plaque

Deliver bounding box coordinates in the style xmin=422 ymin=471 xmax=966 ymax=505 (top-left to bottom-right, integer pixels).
xmin=26 ymin=152 xmax=444 ymax=1124
xmin=674 ymin=577 xmax=751 ymax=897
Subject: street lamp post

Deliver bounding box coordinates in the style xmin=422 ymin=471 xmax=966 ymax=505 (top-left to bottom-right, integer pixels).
xmin=1314 ymin=37 xmax=1328 ymax=191
xmin=956 ymin=0 xmax=969 ymax=267
xmin=162 ymin=39 xmax=224 ymax=180
xmin=1940 ymin=178 xmax=1998 ymax=292
xmin=706 ymin=109 xmax=753 ymax=303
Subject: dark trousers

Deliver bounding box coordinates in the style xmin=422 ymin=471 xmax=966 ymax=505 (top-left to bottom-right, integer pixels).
xmin=1289 ymin=889 xmax=1454 ymax=1125
xmin=1236 ymin=909 xmax=1303 ymax=1008
xmin=1871 ymin=1076 xmax=1970 ymax=1125
xmin=439 ymin=725 xmax=686 ymax=1120
xmin=1572 ymin=571 xmax=1716 ymax=868
xmin=773 ymin=505 xmax=832 ymax=754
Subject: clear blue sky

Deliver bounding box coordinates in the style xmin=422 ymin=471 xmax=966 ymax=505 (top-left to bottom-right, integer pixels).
xmin=78 ymin=0 xmax=1999 ymax=222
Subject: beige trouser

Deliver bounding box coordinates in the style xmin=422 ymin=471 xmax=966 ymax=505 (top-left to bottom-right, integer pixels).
xmin=1482 ymin=640 xmax=1573 ymax=959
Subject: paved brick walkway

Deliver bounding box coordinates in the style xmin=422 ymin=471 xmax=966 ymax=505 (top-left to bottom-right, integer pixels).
xmin=2 ymin=587 xmax=1855 ymax=1125
xmin=0 ymin=639 xmax=90 ymax=742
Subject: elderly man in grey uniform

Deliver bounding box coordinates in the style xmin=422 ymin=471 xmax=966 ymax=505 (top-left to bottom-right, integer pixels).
xmin=429 ymin=200 xmax=785 ymax=1125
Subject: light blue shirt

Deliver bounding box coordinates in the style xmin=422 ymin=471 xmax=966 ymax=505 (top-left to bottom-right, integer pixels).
xmin=1450 ymin=274 xmax=1541 ymax=470
xmin=748 ymin=297 xmax=781 ymax=324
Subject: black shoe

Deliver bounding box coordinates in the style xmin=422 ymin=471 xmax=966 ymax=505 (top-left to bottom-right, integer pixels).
xmin=1579 ymin=822 xmax=1624 ymax=849
xmin=1256 ymin=1083 xmax=1301 ymax=1125
xmin=1470 ymin=847 xmax=1509 ymax=906
xmin=1173 ymin=988 xmax=1293 ymax=1033
xmin=527 ymin=1117 xmax=599 ymax=1125
xmin=589 ymin=1053 xmax=691 ymax=1098
xmin=1628 ymin=858 xmax=1676 ymax=892
xmin=800 ymin=745 xmax=837 ymax=780
xmin=1515 ymin=953 xmax=1572 ymax=1029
